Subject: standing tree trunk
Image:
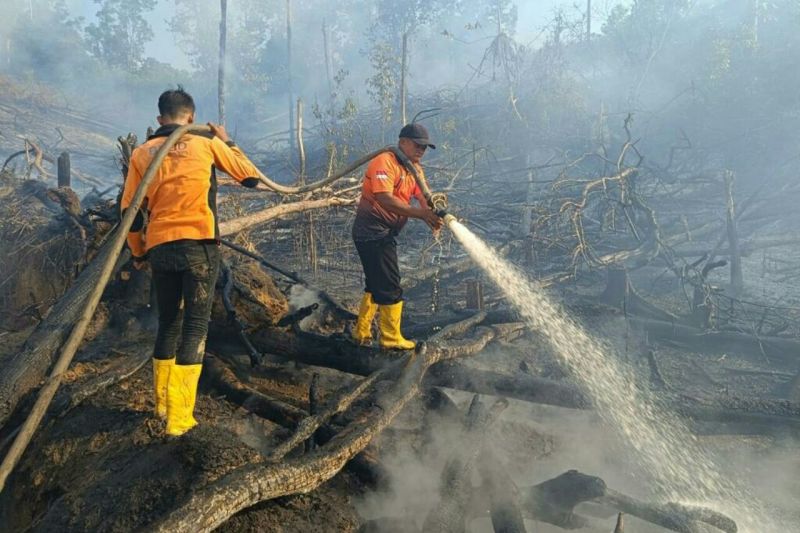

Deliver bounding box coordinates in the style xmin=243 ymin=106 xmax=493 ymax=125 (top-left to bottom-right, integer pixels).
xmin=322 ymin=20 xmax=333 ymax=102
xmin=724 ymin=171 xmax=743 ymax=296
xmin=57 ymin=152 xmax=71 ymax=189
xmin=753 ymin=0 xmax=760 ymax=44
xmin=3 ymin=37 xmax=10 ymax=67
xmin=400 ymin=31 xmax=408 ymax=126
xmin=296 ymin=98 xmax=306 ymax=182
xmin=218 ymin=0 xmax=227 ymax=125
xmin=586 ymin=0 xmax=592 ymax=41
xmin=286 ymin=0 xmax=295 ymax=158
xmin=295 ymin=99 xmax=317 ymax=276
xmin=521 ymin=153 xmax=537 ymax=264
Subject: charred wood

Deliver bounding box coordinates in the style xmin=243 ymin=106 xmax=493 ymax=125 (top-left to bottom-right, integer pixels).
xmin=218 ymin=196 xmax=355 ymax=237
xmin=146 ymin=330 xmax=503 ymax=532
xmin=221 ymin=238 xmax=355 ymax=321
xmin=203 ymin=354 xmax=306 ymax=429
xmin=220 ymin=260 xmax=263 ymax=367
xmin=425 ymin=362 xmax=590 ymax=410
xmin=599 ymin=488 xmax=737 ymax=533
xmin=630 ymin=316 xmax=800 ymax=365
xmin=305 ymin=373 xmax=320 ymax=452
xmin=0 ymin=244 xmax=129 ymax=429
xmin=421 ymin=395 xmax=508 ymax=533
xmin=477 ymin=450 xmax=527 ymax=533
xmin=522 ymin=470 xmax=605 ymax=528
xmin=267 ymin=356 xmax=408 ymax=462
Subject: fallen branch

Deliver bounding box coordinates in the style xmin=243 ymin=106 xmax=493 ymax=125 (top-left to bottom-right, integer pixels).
xmin=599 ymin=488 xmax=737 ymax=533
xmin=519 ymin=470 xmax=737 ymax=533
xmin=218 ymin=196 xmax=355 ymax=236
xmin=422 ymin=395 xmax=508 ymax=533
xmin=203 ymin=355 xmax=306 ymax=429
xmin=53 ymin=350 xmax=150 ymax=415
xmin=266 ymin=356 xmax=409 ymax=461
xmin=478 ymin=450 xmax=527 ymax=533
xmin=0 ymin=245 xmax=129 ymax=429
xmin=146 ymin=328 xmax=503 ymax=532
xmin=426 ymin=361 xmax=590 ymax=410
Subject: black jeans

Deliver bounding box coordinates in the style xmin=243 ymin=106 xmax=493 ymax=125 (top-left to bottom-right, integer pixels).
xmin=354 ymin=236 xmax=402 ymax=305
xmin=149 ymin=240 xmax=220 ymax=364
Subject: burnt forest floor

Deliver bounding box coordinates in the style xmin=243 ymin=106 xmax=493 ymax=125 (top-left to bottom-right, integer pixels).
xmin=2 ymin=230 xmax=800 ymax=532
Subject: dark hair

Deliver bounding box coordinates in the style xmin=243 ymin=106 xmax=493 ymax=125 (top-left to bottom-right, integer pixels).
xmin=158 ymin=85 xmax=195 ymax=118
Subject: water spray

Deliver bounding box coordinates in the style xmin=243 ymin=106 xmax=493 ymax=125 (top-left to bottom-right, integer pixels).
xmin=390 ymin=147 xmax=783 ymax=531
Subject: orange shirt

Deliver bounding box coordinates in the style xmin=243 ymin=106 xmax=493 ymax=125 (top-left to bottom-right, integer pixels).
xmin=352 ymin=151 xmax=426 ymax=241
xmin=121 ymin=125 xmax=261 ymax=257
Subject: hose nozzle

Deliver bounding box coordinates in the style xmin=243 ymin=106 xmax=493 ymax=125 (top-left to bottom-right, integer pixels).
xmin=429 ymin=192 xmax=449 ymax=217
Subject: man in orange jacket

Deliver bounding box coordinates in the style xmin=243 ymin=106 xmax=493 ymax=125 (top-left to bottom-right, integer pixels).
xmin=351 ymin=123 xmax=442 ymax=349
xmin=121 ymin=87 xmax=262 ymax=436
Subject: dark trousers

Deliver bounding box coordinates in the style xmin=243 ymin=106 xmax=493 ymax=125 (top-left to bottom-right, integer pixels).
xmin=354 ymin=236 xmax=402 ymax=305
xmin=149 ymin=240 xmax=220 ymax=365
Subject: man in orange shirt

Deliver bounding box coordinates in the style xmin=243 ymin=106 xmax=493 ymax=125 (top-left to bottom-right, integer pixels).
xmin=351 ymin=123 xmax=442 ymax=349
xmin=121 ymin=87 xmax=262 ymax=436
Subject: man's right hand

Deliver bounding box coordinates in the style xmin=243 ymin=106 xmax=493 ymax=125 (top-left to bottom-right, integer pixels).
xmin=420 ymin=209 xmax=443 ymax=232
xmin=207 ymin=122 xmax=230 ymax=143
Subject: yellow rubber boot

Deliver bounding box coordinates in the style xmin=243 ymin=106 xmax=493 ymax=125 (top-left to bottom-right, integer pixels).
xmin=352 ymin=293 xmax=378 ymax=344
xmin=378 ymin=301 xmax=416 ymax=350
xmin=165 ymin=364 xmax=202 ymax=437
xmin=153 ymin=357 xmax=175 ymax=419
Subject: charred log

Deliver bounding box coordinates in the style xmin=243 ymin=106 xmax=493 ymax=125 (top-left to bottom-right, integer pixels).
xmin=146 ymin=329 xmax=504 ymax=532
xmin=426 ymin=361 xmax=590 ymax=410
xmin=421 ymin=395 xmax=508 ymax=533
xmin=203 ymin=355 xmax=306 ymax=429
xmin=477 ymin=450 xmax=527 ymax=533
xmin=0 ymin=242 xmax=128 ymax=429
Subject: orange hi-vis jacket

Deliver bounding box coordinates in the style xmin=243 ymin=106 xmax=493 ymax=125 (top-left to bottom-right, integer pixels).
xmin=121 ymin=124 xmax=261 ymax=258
xmin=351 ymin=151 xmax=427 ymax=241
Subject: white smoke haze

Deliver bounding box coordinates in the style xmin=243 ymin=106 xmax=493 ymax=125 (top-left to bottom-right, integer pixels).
xmin=2 ymin=1 xmax=799 ymax=532
xmin=287 ymin=283 xmax=324 ymax=329
xmin=446 ymin=219 xmax=797 ymax=531
xmin=356 ymin=294 xmax=799 ymax=532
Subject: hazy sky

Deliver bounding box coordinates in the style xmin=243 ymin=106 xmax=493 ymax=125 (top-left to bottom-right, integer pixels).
xmin=62 ymin=0 xmax=626 ymax=70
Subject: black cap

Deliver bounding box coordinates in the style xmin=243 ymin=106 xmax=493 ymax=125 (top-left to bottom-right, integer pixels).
xmin=399 ymin=123 xmax=436 ymax=149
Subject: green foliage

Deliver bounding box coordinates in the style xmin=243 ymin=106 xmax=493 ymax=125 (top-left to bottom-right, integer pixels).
xmin=366 ymin=42 xmax=399 ymax=128
xmin=601 ymin=0 xmax=690 ymax=66
xmin=84 ymin=0 xmax=157 ymax=71
xmin=371 ymin=0 xmax=456 ymax=35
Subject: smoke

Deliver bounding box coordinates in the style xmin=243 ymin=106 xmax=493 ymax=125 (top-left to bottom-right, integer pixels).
xmin=354 ymin=318 xmax=800 ymax=531
xmin=2 ymin=1 xmax=800 ymax=528
xmin=287 ymin=284 xmax=324 ymax=329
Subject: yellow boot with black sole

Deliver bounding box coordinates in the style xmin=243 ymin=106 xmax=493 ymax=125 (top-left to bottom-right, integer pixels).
xmin=378 ymin=301 xmax=416 ymax=350
xmin=165 ymin=363 xmax=202 ymax=437
xmin=353 ymin=292 xmax=378 ymax=345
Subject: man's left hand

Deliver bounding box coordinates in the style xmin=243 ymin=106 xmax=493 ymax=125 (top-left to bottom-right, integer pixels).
xmin=207 ymin=122 xmax=230 ymax=143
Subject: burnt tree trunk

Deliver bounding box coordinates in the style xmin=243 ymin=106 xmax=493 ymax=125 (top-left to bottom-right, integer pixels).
xmin=724 ymin=171 xmax=743 ymax=296
xmin=57 ymin=152 xmax=70 ymax=188
xmin=478 ymin=450 xmax=527 ymax=533
xmin=218 ymin=0 xmax=227 ymax=124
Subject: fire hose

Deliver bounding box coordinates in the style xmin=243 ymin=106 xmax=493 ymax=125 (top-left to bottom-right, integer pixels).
xmin=0 ymin=124 xmax=451 ymax=493
xmin=388 ymin=146 xmax=454 ymax=224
